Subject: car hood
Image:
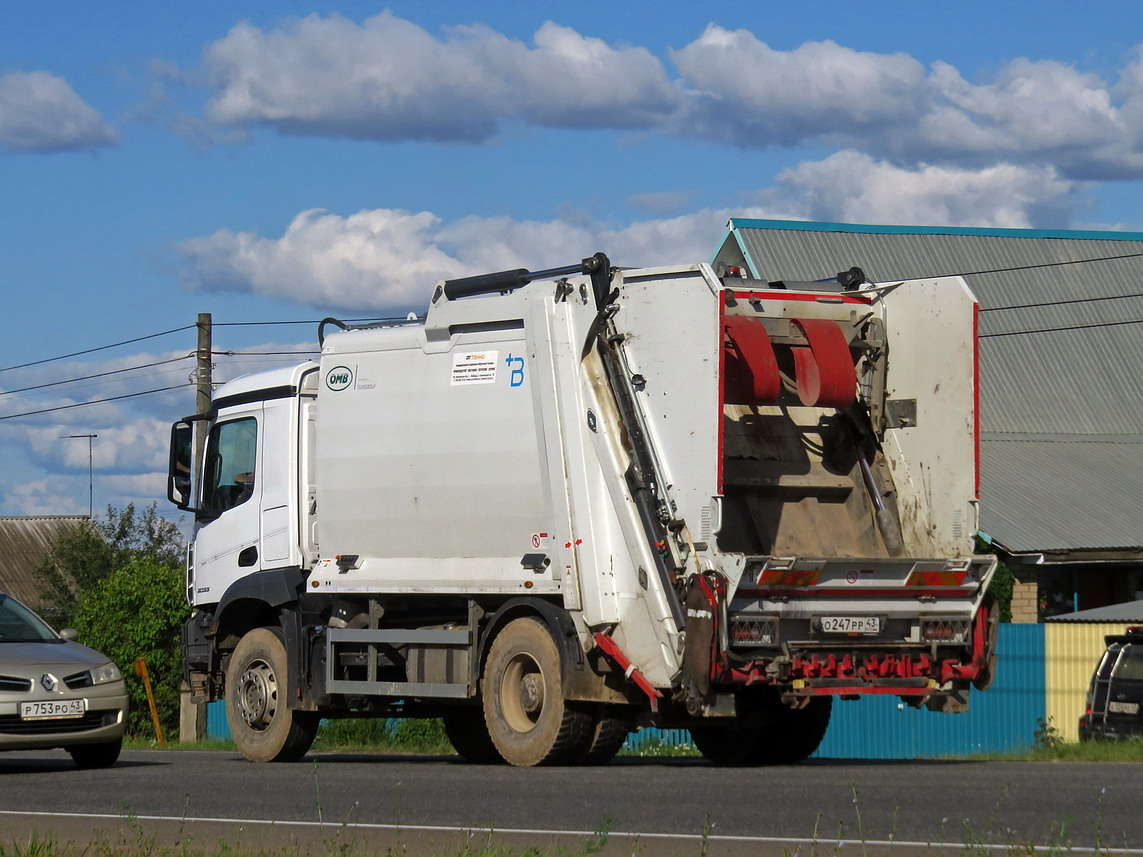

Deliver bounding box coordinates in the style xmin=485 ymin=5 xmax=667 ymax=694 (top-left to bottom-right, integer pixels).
xmin=0 ymin=640 xmax=111 ymax=673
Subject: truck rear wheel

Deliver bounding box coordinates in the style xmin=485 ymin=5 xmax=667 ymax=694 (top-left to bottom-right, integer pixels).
xmin=746 ymin=696 xmax=832 ymax=764
xmin=227 ymin=627 xmax=319 ymax=762
xmin=482 ymin=617 xmax=593 ymax=766
xmin=690 ymin=693 xmax=831 ymax=765
xmin=443 ymin=708 xmax=502 ymax=764
xmin=576 ymin=707 xmax=631 ymax=765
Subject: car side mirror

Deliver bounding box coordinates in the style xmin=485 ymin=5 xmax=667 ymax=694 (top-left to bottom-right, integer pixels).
xmin=59 ymin=628 xmax=78 ymax=641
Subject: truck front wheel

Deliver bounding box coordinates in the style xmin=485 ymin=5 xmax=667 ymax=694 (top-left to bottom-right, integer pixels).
xmin=481 ymin=617 xmax=593 ymax=766
xmin=227 ymin=627 xmax=319 ymax=762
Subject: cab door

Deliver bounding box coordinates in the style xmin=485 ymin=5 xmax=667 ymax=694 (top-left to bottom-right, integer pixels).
xmin=192 ymin=406 xmax=262 ymax=605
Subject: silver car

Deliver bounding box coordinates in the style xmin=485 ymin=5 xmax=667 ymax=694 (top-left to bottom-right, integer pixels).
xmin=0 ymin=592 xmax=128 ymax=767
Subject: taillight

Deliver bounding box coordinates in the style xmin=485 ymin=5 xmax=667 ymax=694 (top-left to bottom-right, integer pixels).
xmin=730 ymin=617 xmax=778 ymax=647
xmin=920 ymin=617 xmax=970 ymax=642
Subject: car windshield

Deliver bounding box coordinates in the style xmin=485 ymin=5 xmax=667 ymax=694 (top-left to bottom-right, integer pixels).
xmin=0 ymin=594 xmax=60 ymax=643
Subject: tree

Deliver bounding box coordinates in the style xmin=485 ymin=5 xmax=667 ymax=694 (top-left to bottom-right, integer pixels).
xmin=34 ymin=502 xmax=184 ymax=625
xmin=976 ymin=535 xmax=1014 ymax=622
xmin=72 ymin=557 xmax=188 ymax=736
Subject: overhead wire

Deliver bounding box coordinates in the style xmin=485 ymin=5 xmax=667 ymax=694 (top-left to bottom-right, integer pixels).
xmin=213 ymin=316 xmax=411 ymax=327
xmin=0 ymin=384 xmax=191 ymax=421
xmin=0 ymin=325 xmax=195 ymax=373
xmin=979 ymin=317 xmax=1143 ymax=338
xmin=0 ymin=354 xmax=194 ymax=397
xmin=981 ymin=291 xmax=1143 ymax=313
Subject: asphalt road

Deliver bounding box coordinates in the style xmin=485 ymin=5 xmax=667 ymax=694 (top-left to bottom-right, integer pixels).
xmin=0 ymin=749 xmax=1140 ymax=855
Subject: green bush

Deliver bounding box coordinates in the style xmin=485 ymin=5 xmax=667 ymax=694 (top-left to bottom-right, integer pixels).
xmin=314 ymin=717 xmax=450 ymax=753
xmin=35 ymin=503 xmax=184 ymax=627
xmin=72 ymin=557 xmax=188 ymax=737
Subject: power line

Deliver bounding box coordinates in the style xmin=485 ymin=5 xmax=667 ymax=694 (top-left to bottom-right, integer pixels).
xmin=213 ymin=350 xmax=320 ymax=357
xmin=0 ymin=325 xmax=195 ymax=373
xmin=213 ymin=317 xmax=410 ymax=327
xmin=982 ymin=291 xmax=1143 ymax=313
xmin=980 ymin=317 xmax=1143 ymax=339
xmin=0 ymin=354 xmax=193 ymax=397
xmin=0 ymin=384 xmax=190 ymax=421
xmin=948 ymin=249 xmax=1143 ymax=280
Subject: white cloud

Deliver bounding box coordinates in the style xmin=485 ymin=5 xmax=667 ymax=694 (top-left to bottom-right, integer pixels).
xmin=175 ymin=204 xmax=789 ymax=311
xmin=175 ymin=147 xmax=1089 ymax=312
xmin=176 ymin=208 xmax=470 ymax=310
xmin=195 ymin=14 xmax=1143 ymax=178
xmin=755 ymin=151 xmax=1082 ymax=228
xmin=671 ymin=27 xmax=1143 ymax=179
xmin=204 ymin=12 xmax=679 ymax=142
xmin=0 ymin=71 xmax=117 ymax=154
xmin=3 ymin=476 xmax=81 ymax=516
xmin=670 ymin=29 xmax=926 ymax=145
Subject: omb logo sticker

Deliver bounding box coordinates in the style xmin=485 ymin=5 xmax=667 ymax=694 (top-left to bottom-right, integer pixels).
xmin=325 ymin=366 xmax=353 ymax=391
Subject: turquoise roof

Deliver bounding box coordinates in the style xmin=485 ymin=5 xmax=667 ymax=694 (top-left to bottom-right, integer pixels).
xmin=725 ymin=218 xmax=1143 ymax=243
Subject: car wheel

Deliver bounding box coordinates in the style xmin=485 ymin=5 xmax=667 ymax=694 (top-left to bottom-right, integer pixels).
xmin=68 ymin=737 xmax=122 ymax=769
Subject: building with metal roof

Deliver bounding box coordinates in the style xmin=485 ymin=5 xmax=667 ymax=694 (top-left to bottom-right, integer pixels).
xmin=714 ymin=218 xmax=1143 ymax=622
xmin=0 ymin=516 xmax=90 ymax=606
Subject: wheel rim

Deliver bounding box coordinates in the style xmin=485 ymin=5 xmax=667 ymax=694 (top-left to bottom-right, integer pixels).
xmin=235 ymin=657 xmax=278 ymax=731
xmin=500 ymin=651 xmax=545 ymax=733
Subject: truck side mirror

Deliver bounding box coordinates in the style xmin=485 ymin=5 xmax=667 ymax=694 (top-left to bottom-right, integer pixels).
xmin=168 ymin=420 xmax=196 ymax=511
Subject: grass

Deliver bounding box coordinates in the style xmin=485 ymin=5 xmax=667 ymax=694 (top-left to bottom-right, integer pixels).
xmin=988 ymin=738 xmax=1143 ymax=762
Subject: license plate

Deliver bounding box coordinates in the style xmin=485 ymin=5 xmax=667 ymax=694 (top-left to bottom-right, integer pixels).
xmin=20 ymin=699 xmax=86 ymax=721
xmin=1109 ymin=700 xmax=1139 ymax=715
xmin=821 ymin=616 xmax=880 ymax=634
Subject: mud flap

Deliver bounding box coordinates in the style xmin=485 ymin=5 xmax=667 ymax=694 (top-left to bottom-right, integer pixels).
xmin=682 ymin=572 xmax=727 ymax=707
xmin=972 ymin=594 xmax=1000 ymax=691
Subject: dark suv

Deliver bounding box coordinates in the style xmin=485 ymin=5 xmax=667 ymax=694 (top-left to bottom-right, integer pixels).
xmin=1079 ymin=627 xmax=1143 ymax=741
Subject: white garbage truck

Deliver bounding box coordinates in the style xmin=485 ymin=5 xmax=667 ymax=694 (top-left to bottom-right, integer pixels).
xmin=168 ymin=253 xmax=997 ymax=766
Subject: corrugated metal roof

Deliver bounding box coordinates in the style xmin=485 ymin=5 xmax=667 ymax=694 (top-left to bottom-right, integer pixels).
xmin=980 ymin=439 xmax=1143 ymax=553
xmin=720 ymin=220 xmax=1143 ymax=555
xmin=0 ymin=516 xmax=91 ymax=607
xmin=1045 ymin=604 xmax=1143 ymax=623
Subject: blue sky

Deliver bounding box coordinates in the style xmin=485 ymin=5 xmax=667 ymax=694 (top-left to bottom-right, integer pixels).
xmin=2 ymin=1 xmax=1143 ymax=522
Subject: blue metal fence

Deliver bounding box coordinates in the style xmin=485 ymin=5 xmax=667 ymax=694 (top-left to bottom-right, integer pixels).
xmin=814 ymin=623 xmax=1045 ymax=758
xmin=207 ymin=624 xmax=1045 ymax=759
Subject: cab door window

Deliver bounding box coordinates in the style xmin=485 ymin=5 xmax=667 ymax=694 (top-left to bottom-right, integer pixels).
xmin=202 ymin=418 xmax=258 ymax=514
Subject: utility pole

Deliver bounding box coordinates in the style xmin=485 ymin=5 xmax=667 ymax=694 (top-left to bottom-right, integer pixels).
xmin=183 ymin=313 xmax=212 ymax=745
xmin=60 ymin=433 xmax=97 ymax=518
xmin=195 ymin=313 xmax=212 ymax=468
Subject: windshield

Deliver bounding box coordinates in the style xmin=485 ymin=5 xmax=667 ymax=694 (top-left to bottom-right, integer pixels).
xmin=0 ymin=594 xmax=60 ymax=643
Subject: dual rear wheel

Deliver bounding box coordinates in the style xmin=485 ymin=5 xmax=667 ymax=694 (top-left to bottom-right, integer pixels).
xmin=477 ymin=617 xmax=628 ymax=766
xmin=689 ymin=691 xmax=832 ymax=765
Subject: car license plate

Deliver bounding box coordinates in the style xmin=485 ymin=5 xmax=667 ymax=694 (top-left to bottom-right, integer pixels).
xmin=1109 ymin=700 xmax=1139 ymax=715
xmin=20 ymin=699 xmax=86 ymax=721
xmin=821 ymin=616 xmax=880 ymax=634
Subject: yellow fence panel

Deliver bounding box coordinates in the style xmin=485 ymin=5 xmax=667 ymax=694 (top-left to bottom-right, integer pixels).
xmin=1045 ymin=623 xmax=1135 ymax=743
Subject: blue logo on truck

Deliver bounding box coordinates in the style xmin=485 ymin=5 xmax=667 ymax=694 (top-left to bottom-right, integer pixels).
xmin=325 ymin=366 xmax=353 ymax=391
xmin=506 ymin=353 xmax=524 ymax=387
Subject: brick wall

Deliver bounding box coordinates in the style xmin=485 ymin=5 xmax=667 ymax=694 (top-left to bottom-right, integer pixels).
xmin=1010 ymin=571 xmax=1040 ymax=624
